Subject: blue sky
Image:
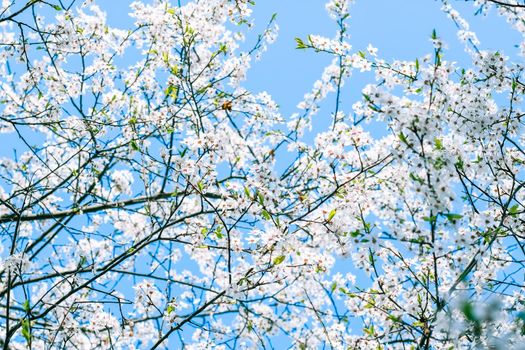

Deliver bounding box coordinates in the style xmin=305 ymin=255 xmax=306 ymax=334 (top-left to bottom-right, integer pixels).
xmin=240 ymin=0 xmax=519 ymax=123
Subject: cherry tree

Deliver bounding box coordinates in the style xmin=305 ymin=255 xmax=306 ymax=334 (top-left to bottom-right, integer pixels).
xmin=0 ymin=0 xmax=524 ymax=349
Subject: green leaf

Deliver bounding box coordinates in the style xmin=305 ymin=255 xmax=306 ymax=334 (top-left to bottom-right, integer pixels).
xmin=21 ymin=319 xmax=31 ymax=344
xmin=52 ymin=4 xmax=62 ymax=11
xmin=444 ymin=213 xmax=463 ymax=222
xmin=423 ymin=215 xmax=437 ymax=223
xmin=165 ymin=84 xmax=178 ymax=98
xmin=398 ymin=132 xmax=409 ymax=145
xmin=455 ymin=158 xmax=464 ymax=171
xmin=166 ymin=304 xmax=175 ymax=314
xmin=273 ymin=255 xmax=286 ymax=265
xmin=364 ymin=300 xmax=375 ymax=309
xmin=434 ymin=137 xmax=444 ymax=150
xmin=162 ymin=51 xmax=169 ymax=64
xmin=339 ymin=287 xmax=356 ymax=298
xmin=350 ymin=230 xmax=361 ymax=238
xmin=257 ymin=192 xmax=264 ymax=205
xmin=330 ymin=282 xmax=337 ymax=292
xmin=509 ymin=204 xmax=520 ymax=216
xmin=327 ymin=209 xmax=337 ymax=222
xmin=472 ymin=155 xmax=483 ymax=164
xmin=215 ymin=226 xmax=223 ymax=239
xmin=295 ymin=37 xmax=307 ymax=49
xmin=363 ymin=325 xmax=375 ymax=336
xmin=262 ymin=209 xmax=271 ymax=221
xmin=23 ymin=300 xmax=30 ymax=313
xmin=164 ymin=85 xmax=172 ymax=97
xmin=368 ymin=104 xmax=381 ymax=112
xmin=409 ymin=173 xmax=424 ymax=185
xmin=434 ymin=157 xmax=446 ymax=170
xmin=415 ymin=58 xmax=420 ymax=71
xmin=130 ymin=140 xmax=139 ymax=151
xmin=197 ymin=181 xmax=204 ymax=192
xmin=387 ymin=314 xmax=401 ymax=323
xmin=461 ymin=301 xmax=478 ymax=322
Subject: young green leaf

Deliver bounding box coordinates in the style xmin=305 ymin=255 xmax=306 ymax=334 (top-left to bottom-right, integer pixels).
xmin=327 ymin=209 xmax=337 ymax=222
xmin=273 ymin=255 xmax=286 ymax=265
xmin=262 ymin=209 xmax=271 ymax=221
xmin=295 ymin=37 xmax=307 ymax=49
xmin=130 ymin=140 xmax=139 ymax=151
xmin=22 ymin=319 xmax=31 ymax=344
xmin=443 ymin=213 xmax=463 ymax=222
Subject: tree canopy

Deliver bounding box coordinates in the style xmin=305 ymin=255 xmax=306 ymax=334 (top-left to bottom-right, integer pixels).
xmin=0 ymin=0 xmax=525 ymax=349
